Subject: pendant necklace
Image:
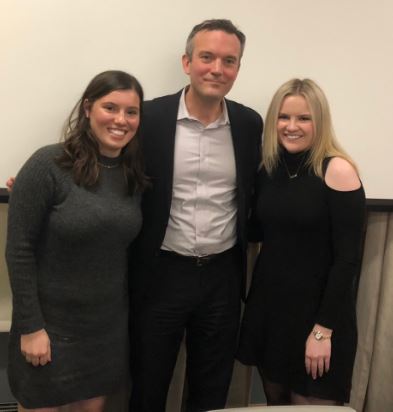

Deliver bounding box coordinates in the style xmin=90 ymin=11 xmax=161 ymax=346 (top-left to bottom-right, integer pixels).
xmin=282 ymin=153 xmax=306 ymax=179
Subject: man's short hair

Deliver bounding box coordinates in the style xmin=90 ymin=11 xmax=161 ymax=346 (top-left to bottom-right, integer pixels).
xmin=185 ymin=19 xmax=246 ymax=60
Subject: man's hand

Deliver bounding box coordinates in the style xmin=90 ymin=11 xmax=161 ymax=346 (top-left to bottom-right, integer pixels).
xmin=21 ymin=329 xmax=52 ymax=367
xmin=6 ymin=177 xmax=15 ymax=192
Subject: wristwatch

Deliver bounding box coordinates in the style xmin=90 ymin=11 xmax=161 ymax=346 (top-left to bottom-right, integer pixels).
xmin=312 ymin=329 xmax=332 ymax=341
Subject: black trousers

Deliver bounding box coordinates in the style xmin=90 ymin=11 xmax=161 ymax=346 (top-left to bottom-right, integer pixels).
xmin=130 ymin=246 xmax=242 ymax=412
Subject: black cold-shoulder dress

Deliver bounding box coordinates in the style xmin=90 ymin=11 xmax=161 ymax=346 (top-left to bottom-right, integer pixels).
xmin=237 ymin=149 xmax=365 ymax=402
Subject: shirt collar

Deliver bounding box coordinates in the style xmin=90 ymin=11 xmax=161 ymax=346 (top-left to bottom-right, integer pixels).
xmin=177 ymin=87 xmax=230 ymax=126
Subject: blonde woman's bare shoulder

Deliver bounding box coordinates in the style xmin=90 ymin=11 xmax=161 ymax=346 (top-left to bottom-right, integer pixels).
xmin=325 ymin=157 xmax=361 ymax=191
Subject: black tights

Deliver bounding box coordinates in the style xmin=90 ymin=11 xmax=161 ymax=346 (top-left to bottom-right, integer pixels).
xmin=258 ymin=367 xmax=290 ymax=405
xmin=257 ymin=367 xmax=343 ymax=406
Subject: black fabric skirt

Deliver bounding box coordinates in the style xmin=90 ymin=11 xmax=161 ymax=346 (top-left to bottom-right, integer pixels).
xmin=236 ymin=269 xmax=357 ymax=403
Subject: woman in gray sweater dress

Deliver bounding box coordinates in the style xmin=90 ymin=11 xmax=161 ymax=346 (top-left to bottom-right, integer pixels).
xmin=6 ymin=70 xmax=147 ymax=411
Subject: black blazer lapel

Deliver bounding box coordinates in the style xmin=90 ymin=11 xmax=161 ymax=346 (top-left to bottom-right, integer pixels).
xmin=226 ymin=99 xmax=246 ymax=213
xmin=226 ymin=99 xmax=263 ymax=257
xmin=227 ymin=102 xmax=242 ymax=168
xmin=143 ymin=91 xmax=182 ymax=214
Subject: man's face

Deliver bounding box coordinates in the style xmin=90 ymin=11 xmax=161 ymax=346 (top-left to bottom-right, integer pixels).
xmin=182 ymin=30 xmax=241 ymax=102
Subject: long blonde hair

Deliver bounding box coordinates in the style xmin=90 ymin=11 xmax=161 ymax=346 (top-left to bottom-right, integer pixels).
xmin=263 ymin=78 xmax=357 ymax=178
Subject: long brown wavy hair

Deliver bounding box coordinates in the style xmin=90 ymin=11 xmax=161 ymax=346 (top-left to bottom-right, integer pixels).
xmin=56 ymin=70 xmax=148 ymax=193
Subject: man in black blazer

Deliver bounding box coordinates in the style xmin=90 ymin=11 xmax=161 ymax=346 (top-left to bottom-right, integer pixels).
xmin=130 ymin=19 xmax=263 ymax=412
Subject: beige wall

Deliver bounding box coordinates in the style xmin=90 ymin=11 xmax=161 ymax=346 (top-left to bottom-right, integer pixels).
xmin=1 ymin=0 xmax=392 ymax=198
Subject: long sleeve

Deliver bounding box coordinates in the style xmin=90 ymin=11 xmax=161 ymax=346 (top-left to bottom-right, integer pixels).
xmin=6 ymin=146 xmax=57 ymax=334
xmin=315 ymin=185 xmax=366 ymax=329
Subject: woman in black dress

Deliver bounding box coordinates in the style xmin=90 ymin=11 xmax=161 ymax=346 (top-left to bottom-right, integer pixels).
xmin=6 ymin=71 xmax=147 ymax=411
xmin=237 ymin=78 xmax=365 ymax=406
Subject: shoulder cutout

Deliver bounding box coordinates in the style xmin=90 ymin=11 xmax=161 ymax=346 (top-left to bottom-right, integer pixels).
xmin=325 ymin=157 xmax=361 ymax=191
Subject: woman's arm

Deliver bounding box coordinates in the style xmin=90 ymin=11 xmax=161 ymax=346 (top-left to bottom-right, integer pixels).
xmin=315 ymin=157 xmax=365 ymax=327
xmin=305 ymin=157 xmax=365 ymax=378
xmin=6 ymin=147 xmax=57 ymax=365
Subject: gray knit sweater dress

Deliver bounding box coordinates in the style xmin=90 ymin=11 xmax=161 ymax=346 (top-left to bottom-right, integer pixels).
xmin=6 ymin=144 xmax=142 ymax=408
